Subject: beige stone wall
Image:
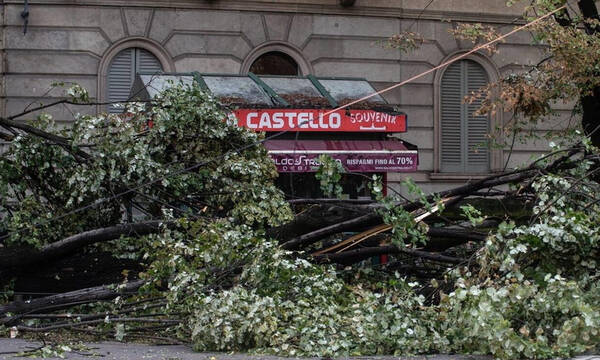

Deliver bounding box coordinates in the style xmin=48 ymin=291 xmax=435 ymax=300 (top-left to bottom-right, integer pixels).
xmin=0 ymin=0 xmax=573 ymax=193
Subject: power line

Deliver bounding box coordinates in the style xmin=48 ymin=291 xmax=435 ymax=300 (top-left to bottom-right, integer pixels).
xmin=406 ymin=0 xmax=437 ymax=32
xmin=323 ymin=4 xmax=567 ymax=116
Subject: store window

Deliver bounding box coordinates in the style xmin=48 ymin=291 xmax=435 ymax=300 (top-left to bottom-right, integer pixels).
xmin=440 ymin=59 xmax=490 ymax=173
xmin=249 ymin=51 xmax=299 ymax=76
xmin=107 ymin=48 xmax=163 ymax=113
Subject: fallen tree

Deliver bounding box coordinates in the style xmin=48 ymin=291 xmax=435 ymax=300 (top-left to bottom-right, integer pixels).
xmin=1 ymin=1 xmax=600 ymax=355
xmin=0 ymin=83 xmax=597 ymax=358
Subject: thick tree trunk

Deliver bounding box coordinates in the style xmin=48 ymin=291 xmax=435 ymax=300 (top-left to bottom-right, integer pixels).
xmin=0 ymin=220 xmax=175 ymax=271
xmin=0 ymin=279 xmax=146 ymax=317
xmin=565 ymin=1 xmax=600 ymax=147
xmin=267 ymin=204 xmax=370 ymax=242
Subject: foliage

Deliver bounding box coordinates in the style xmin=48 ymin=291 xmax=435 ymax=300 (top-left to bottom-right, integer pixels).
xmin=437 ymin=147 xmax=600 ymax=358
xmin=3 ymin=4 xmax=600 ymax=356
xmin=137 ymin=141 xmax=599 ymax=358
xmin=380 ymin=32 xmax=425 ymax=53
xmin=314 ymin=155 xmax=345 ymax=198
xmin=369 ymin=176 xmax=438 ymax=248
xmin=449 ymin=23 xmax=504 ymax=54
xmin=0 ymin=81 xmax=291 ymax=248
xmin=144 ymin=219 xmax=442 ymax=356
xmin=468 ymin=0 xmax=600 ymax=134
xmin=138 ymin=147 xmax=599 ymax=359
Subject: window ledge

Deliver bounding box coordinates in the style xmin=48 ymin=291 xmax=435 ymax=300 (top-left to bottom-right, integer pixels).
xmin=429 ymin=173 xmax=495 ymax=181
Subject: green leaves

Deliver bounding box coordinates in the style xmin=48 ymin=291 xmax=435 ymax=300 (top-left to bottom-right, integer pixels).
xmin=315 ymin=155 xmax=345 ymax=199
xmin=0 ymin=80 xmax=291 ymax=247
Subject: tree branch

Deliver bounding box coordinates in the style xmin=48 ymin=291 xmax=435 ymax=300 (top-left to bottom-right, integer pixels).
xmin=313 ymin=246 xmax=464 ymax=265
xmin=0 ymin=279 xmax=146 ymax=317
xmin=0 ymin=220 xmax=176 ymax=270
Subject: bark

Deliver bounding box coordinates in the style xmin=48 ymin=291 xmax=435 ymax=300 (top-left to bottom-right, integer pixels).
xmin=281 ymin=213 xmax=380 ymax=250
xmin=424 ymin=227 xmax=487 ymax=251
xmin=267 ymin=204 xmax=370 ymax=243
xmin=0 ymin=220 xmax=175 ymax=270
xmin=280 ymin=169 xmax=540 ymax=250
xmin=557 ymin=0 xmax=600 ymax=147
xmin=0 ymin=115 xmax=91 ymax=160
xmin=579 ymin=0 xmax=600 ymax=147
xmin=313 ymin=246 xmax=464 ymax=266
xmin=0 ymin=279 xmax=146 ymax=317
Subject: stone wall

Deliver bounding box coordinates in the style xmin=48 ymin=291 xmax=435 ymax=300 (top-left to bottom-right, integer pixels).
xmin=0 ymin=0 xmax=575 ymax=194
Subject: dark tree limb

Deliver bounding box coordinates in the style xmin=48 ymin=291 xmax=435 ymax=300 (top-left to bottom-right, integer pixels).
xmin=287 ymin=198 xmax=376 ymax=205
xmin=425 ymin=227 xmax=487 ymax=245
xmin=16 ymin=317 xmax=180 ymax=332
xmin=554 ymin=0 xmax=600 ymax=147
xmin=281 ymin=213 xmax=380 ymax=250
xmin=280 ymin=168 xmax=542 ymax=250
xmin=268 ymin=204 xmax=370 ymax=243
xmin=313 ymin=246 xmax=464 ymax=266
xmin=0 ymin=279 xmax=146 ymax=317
xmin=0 ymin=220 xmax=176 ymax=270
xmin=0 ymin=116 xmax=91 ymax=160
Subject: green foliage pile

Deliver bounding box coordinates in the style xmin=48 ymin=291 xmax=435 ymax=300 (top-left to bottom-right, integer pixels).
xmin=141 ymin=141 xmax=599 ymax=359
xmin=0 ymin=82 xmax=598 ymax=359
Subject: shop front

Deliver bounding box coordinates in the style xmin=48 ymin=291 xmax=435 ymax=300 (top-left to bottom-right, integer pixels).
xmin=132 ymin=73 xmax=418 ymax=199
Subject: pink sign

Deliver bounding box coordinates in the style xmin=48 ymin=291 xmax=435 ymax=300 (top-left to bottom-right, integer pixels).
xmin=234 ymin=109 xmax=407 ymax=133
xmin=264 ymin=140 xmax=418 ymax=173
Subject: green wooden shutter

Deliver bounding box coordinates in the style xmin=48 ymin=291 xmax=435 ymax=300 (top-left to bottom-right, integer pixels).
xmin=107 ymin=48 xmax=163 ymax=113
xmin=440 ymin=60 xmax=490 ymax=173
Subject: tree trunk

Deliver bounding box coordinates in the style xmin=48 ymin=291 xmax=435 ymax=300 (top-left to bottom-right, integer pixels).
xmin=313 ymin=246 xmax=464 ymax=266
xmin=0 ymin=279 xmax=146 ymax=317
xmin=267 ymin=204 xmax=370 ymax=242
xmin=575 ymin=1 xmax=599 ymax=146
xmin=0 ymin=220 xmax=175 ymax=271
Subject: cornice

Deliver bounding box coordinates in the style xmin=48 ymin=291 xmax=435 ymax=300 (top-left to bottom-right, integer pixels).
xmin=3 ymin=1 xmax=527 ymax=24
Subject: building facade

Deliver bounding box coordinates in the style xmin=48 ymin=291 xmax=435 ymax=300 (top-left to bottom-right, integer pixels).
xmin=0 ymin=0 xmax=570 ymax=195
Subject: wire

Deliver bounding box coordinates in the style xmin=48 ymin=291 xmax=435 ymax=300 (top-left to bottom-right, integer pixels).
xmin=0 ymin=6 xmax=567 ymax=242
xmin=406 ymin=0 xmax=437 ymax=32
xmin=322 ymin=4 xmax=567 ymax=117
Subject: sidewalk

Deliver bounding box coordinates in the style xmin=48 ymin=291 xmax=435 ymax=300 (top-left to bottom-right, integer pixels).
xmin=0 ymin=339 xmax=598 ymax=360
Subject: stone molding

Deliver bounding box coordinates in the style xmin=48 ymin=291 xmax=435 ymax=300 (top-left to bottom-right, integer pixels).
xmin=6 ymin=1 xmax=527 ymax=24
xmin=240 ymin=41 xmax=313 ymax=75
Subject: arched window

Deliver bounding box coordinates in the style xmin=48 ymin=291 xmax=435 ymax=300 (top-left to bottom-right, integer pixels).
xmin=440 ymin=59 xmax=490 ymax=173
xmin=249 ymin=51 xmax=299 ymax=76
xmin=107 ymin=47 xmax=163 ymax=113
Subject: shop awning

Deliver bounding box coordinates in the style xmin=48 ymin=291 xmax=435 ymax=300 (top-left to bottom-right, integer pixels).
xmin=264 ymin=140 xmax=418 ymax=173
xmin=131 ymin=73 xmax=407 ymax=133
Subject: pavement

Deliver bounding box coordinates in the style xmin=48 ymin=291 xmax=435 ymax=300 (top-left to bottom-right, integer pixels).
xmin=0 ymin=339 xmax=599 ymax=360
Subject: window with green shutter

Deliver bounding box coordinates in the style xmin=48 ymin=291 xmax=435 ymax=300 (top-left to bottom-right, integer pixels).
xmin=440 ymin=60 xmax=490 ymax=173
xmin=107 ymin=48 xmax=163 ymax=113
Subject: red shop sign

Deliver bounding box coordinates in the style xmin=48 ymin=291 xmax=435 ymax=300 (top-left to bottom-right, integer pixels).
xmin=233 ymin=109 xmax=406 ymax=133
